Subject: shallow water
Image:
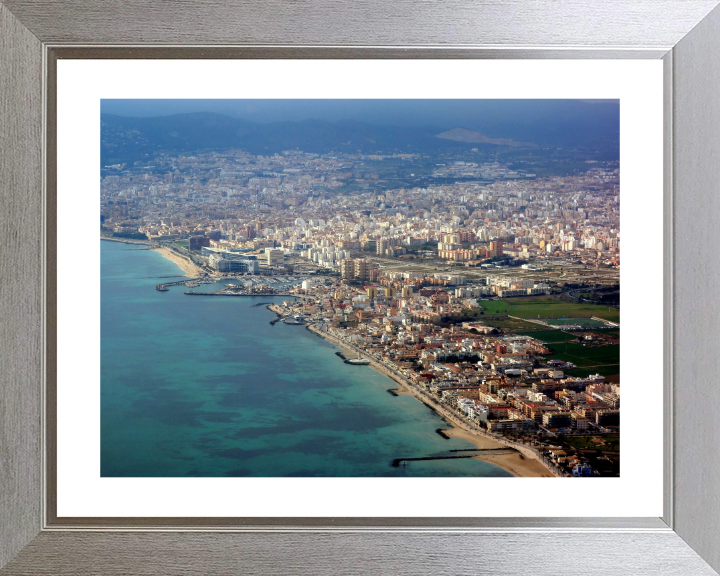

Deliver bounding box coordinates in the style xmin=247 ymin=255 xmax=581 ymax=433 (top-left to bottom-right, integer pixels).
xmin=101 ymin=240 xmax=510 ymax=477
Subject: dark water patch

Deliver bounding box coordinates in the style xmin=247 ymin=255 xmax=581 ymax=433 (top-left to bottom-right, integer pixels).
xmin=198 ymin=411 xmax=244 ymax=424
xmin=226 ymin=468 xmax=256 ymax=477
xmin=213 ymin=447 xmax=270 ymax=460
xmin=130 ymin=395 xmax=207 ymax=427
xmin=284 ymin=469 xmax=329 ymax=477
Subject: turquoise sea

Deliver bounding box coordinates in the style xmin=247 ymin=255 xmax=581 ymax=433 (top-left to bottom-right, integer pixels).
xmin=101 ymin=240 xmax=510 ymax=477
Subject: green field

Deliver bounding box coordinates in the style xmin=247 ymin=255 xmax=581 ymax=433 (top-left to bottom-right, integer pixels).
xmin=480 ymin=317 xmax=546 ymax=331
xmin=564 ymin=366 xmax=619 ymax=378
xmin=561 ymin=434 xmax=620 ymax=453
xmin=508 ymin=301 xmax=620 ymax=322
xmin=547 ymin=318 xmax=609 ymax=328
xmin=478 ymin=300 xmax=510 ymax=315
xmin=478 ymin=297 xmax=620 ymax=323
xmin=548 ymin=341 xmax=620 ymax=377
xmin=517 ymin=330 xmax=577 ymax=343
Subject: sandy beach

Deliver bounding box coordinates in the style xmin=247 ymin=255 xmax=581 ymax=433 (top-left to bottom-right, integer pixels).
xmin=443 ymin=428 xmax=555 ymax=477
xmin=152 ymin=247 xmax=203 ymax=277
xmin=307 ymin=324 xmax=558 ymax=478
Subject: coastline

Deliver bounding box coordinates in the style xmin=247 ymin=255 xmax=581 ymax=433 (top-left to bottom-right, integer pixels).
xmin=152 ymin=247 xmax=203 ymax=278
xmin=306 ymin=323 xmax=558 ymax=478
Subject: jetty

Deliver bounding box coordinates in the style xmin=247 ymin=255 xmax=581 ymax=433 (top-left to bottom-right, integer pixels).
xmin=156 ymin=280 xmax=187 ymax=291
xmin=391 ymin=448 xmax=516 ymax=467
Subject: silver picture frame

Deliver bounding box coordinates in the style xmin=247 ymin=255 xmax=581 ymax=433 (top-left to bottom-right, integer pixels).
xmin=2 ymin=1 xmax=720 ymax=574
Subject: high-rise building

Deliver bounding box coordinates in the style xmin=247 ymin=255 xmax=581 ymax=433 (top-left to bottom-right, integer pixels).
xmin=376 ymin=239 xmax=388 ymax=255
xmin=490 ymin=241 xmax=504 ymax=257
xmin=340 ymin=259 xmax=355 ymax=279
xmin=366 ymin=287 xmax=378 ymax=299
xmin=189 ymin=236 xmax=210 ymax=251
xmin=354 ymin=259 xmax=369 ymax=280
xmin=340 ymin=258 xmax=369 ymax=281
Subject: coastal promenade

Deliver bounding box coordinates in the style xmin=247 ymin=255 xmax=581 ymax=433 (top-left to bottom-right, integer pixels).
xmin=306 ymin=324 xmax=560 ymax=478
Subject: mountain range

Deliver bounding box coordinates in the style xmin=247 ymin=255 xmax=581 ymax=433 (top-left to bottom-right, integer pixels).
xmin=101 ymin=110 xmax=617 ymax=167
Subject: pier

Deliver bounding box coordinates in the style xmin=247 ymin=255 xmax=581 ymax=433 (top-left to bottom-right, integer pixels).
xmin=156 ymin=280 xmax=187 ymax=291
xmin=391 ymin=448 xmax=516 ymax=467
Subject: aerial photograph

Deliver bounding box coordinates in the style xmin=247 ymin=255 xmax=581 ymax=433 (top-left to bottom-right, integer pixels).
xmin=100 ymin=99 xmax=620 ymax=478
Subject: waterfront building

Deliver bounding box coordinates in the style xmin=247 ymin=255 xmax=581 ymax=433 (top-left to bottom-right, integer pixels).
xmin=208 ymin=254 xmax=259 ymax=273
xmin=265 ymin=248 xmax=284 ymax=265
xmin=189 ymin=236 xmax=210 ymax=250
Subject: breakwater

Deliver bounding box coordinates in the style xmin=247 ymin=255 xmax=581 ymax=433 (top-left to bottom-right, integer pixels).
xmin=391 ymin=448 xmax=515 ymax=467
xmin=156 ymin=280 xmax=187 ymax=291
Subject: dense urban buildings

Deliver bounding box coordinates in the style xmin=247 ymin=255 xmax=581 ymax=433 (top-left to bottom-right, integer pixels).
xmin=101 ymin=111 xmax=620 ymax=477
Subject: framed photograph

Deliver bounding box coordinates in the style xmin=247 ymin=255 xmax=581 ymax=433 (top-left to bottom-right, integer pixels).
xmin=2 ymin=1 xmax=720 ymax=574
